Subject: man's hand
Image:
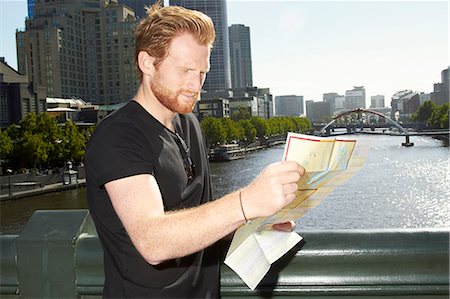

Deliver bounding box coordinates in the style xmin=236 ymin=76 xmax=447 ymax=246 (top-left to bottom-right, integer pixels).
xmin=241 ymin=161 xmax=305 ymax=221
xmin=273 ymin=221 xmax=296 ymax=232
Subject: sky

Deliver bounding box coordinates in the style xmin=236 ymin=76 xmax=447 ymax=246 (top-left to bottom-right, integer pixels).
xmin=1 ymin=0 xmax=449 ymax=106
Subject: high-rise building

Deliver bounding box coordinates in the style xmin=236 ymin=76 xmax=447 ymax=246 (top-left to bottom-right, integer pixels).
xmin=305 ymin=100 xmax=331 ymax=123
xmin=27 ymin=0 xmax=35 ymax=19
xmin=274 ymin=95 xmax=304 ymax=116
xmin=199 ymin=86 xmax=273 ymax=119
xmin=391 ymin=90 xmax=420 ymax=121
xmin=16 ymin=0 xmax=139 ymax=105
xmin=323 ymin=92 xmax=343 ymax=115
xmin=228 ymin=24 xmax=253 ymax=88
xmin=0 ymin=58 xmax=47 ymax=127
xmin=370 ymin=95 xmax=385 ymax=108
xmin=118 ymin=0 xmax=158 ymax=18
xmin=430 ymin=67 xmax=449 ymax=106
xmin=345 ymin=86 xmax=366 ymax=109
xmin=169 ymin=0 xmax=231 ymax=91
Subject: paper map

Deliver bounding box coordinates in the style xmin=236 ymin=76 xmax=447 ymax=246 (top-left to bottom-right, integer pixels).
xmin=224 ymin=132 xmax=369 ymax=290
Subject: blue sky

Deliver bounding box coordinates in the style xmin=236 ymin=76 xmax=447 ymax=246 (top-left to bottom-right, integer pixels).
xmin=1 ymin=0 xmax=448 ymax=106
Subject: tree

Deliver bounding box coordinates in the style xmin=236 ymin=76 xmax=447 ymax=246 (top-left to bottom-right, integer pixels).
xmin=220 ymin=117 xmax=242 ymax=143
xmin=237 ymin=119 xmax=256 ymax=142
xmin=0 ymin=129 xmax=13 ymax=164
xmin=62 ymin=121 xmax=86 ymax=164
xmin=231 ymin=106 xmax=251 ymax=121
xmin=412 ymin=101 xmax=435 ymax=124
xmin=428 ymin=103 xmax=449 ymax=129
xmin=200 ymin=116 xmax=227 ymax=146
xmin=16 ymin=112 xmax=63 ymax=168
xmin=15 ymin=131 xmax=49 ymax=169
xmin=250 ymin=117 xmax=269 ymax=139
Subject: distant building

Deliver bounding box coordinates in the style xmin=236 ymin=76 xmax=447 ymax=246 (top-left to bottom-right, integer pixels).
xmin=419 ymin=92 xmax=431 ymax=105
xmin=370 ymin=95 xmax=385 ymax=108
xmin=27 ymin=0 xmax=34 ymax=19
xmin=229 ymin=24 xmax=253 ymax=88
xmin=194 ymin=98 xmax=230 ymax=120
xmin=274 ymin=95 xmax=304 ymax=116
xmin=0 ymin=58 xmax=46 ymax=127
xmin=323 ymin=92 xmax=345 ymax=115
xmin=229 ymin=87 xmax=273 ymax=119
xmin=305 ymin=100 xmax=331 ymax=123
xmin=118 ymin=0 xmax=158 ymax=18
xmin=198 ymin=86 xmax=273 ymax=119
xmin=345 ymin=86 xmax=366 ymax=109
xmin=391 ymin=90 xmax=420 ymax=121
xmin=46 ymin=97 xmax=105 ymax=124
xmin=334 ymin=96 xmax=346 ymax=115
xmin=170 ymin=0 xmax=231 ymax=91
xmin=17 ymin=0 xmax=139 ymax=105
xmin=430 ymin=67 xmax=449 ymax=106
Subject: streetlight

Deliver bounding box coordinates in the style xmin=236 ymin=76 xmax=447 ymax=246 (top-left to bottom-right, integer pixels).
xmin=6 ymin=168 xmax=12 ymax=196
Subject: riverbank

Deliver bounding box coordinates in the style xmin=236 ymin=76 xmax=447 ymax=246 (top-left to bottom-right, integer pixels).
xmin=209 ymin=136 xmax=286 ymax=162
xmin=0 ymin=179 xmax=86 ymax=202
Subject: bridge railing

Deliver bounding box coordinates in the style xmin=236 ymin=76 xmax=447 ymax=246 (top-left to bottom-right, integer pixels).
xmin=1 ymin=210 xmax=449 ymax=298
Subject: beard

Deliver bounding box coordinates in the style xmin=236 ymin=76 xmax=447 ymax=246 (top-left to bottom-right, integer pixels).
xmin=151 ymin=72 xmax=199 ymax=115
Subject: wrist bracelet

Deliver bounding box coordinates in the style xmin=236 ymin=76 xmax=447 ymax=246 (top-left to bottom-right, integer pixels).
xmin=239 ymin=190 xmax=251 ymax=224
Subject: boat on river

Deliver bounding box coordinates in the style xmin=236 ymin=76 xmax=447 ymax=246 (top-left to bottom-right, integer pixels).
xmin=209 ymin=144 xmax=245 ymax=162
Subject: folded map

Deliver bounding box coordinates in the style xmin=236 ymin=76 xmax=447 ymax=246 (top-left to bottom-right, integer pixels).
xmin=224 ymin=132 xmax=369 ymax=290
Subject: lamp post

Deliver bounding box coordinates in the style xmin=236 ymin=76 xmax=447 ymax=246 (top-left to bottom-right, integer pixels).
xmin=6 ymin=168 xmax=12 ymax=196
xmin=67 ymin=161 xmax=72 ymax=185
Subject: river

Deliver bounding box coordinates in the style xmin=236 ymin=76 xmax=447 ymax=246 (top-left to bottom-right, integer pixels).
xmin=1 ymin=134 xmax=449 ymax=235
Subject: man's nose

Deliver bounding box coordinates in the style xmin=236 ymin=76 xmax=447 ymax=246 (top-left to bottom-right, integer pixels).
xmin=187 ymin=72 xmax=204 ymax=92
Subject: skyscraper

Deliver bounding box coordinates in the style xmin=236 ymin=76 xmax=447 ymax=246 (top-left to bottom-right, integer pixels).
xmin=345 ymin=86 xmax=366 ymax=109
xmin=274 ymin=95 xmax=304 ymax=116
xmin=229 ymin=24 xmax=253 ymax=88
xmin=17 ymin=0 xmax=139 ymax=105
xmin=169 ymin=0 xmax=231 ymax=91
xmin=118 ymin=0 xmax=158 ymax=19
xmin=370 ymin=95 xmax=385 ymax=108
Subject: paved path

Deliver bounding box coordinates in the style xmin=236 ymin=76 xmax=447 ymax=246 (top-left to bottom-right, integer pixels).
xmin=0 ymin=179 xmax=86 ymax=201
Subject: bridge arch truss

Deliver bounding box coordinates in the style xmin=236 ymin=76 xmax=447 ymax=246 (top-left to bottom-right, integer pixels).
xmin=320 ymin=108 xmax=408 ymax=135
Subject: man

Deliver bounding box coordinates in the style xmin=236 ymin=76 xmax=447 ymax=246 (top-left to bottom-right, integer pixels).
xmin=85 ymin=3 xmax=305 ymax=298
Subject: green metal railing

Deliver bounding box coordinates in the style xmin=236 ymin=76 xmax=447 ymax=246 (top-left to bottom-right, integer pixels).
xmin=1 ymin=210 xmax=449 ymax=298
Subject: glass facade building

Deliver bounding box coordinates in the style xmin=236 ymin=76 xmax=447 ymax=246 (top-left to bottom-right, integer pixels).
xmin=229 ymin=24 xmax=253 ymax=88
xmin=169 ymin=0 xmax=231 ymax=91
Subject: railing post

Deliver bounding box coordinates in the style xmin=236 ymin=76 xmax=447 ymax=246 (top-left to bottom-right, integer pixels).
xmin=16 ymin=210 xmax=90 ymax=298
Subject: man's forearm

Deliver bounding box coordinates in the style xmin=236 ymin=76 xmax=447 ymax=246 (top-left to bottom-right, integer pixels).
xmin=129 ymin=190 xmax=245 ymax=265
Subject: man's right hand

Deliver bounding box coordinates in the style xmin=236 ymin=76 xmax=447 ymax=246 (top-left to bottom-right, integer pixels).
xmin=240 ymin=161 xmax=305 ymax=220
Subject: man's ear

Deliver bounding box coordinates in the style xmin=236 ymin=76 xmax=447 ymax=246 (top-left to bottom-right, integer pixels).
xmin=137 ymin=51 xmax=156 ymax=77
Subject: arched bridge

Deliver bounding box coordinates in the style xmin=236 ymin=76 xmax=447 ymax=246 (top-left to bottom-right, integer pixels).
xmin=320 ymin=108 xmax=407 ymax=135
xmin=318 ymin=108 xmax=449 ymax=147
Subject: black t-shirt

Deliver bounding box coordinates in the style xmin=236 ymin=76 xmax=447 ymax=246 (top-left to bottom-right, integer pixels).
xmin=85 ymin=100 xmax=220 ymax=298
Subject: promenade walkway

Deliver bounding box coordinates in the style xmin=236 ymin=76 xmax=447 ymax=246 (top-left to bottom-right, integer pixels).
xmin=0 ymin=179 xmax=86 ymax=201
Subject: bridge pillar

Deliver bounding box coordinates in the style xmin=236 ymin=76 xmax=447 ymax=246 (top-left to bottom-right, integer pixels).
xmin=402 ymin=135 xmax=414 ymax=147
xmin=16 ymin=210 xmax=91 ymax=298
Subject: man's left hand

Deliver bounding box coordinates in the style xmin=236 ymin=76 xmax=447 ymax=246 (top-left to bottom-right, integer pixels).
xmin=272 ymin=221 xmax=295 ymax=232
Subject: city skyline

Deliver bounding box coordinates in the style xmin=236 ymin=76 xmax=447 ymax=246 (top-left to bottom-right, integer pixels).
xmin=1 ymin=0 xmax=448 ymax=107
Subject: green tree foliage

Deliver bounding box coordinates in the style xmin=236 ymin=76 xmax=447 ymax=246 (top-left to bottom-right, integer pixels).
xmin=220 ymin=117 xmax=243 ymax=143
xmin=428 ymin=103 xmax=449 ymax=129
xmin=2 ymin=112 xmax=91 ymax=172
xmin=250 ymin=116 xmax=269 ymax=139
xmin=61 ymin=121 xmax=87 ymax=164
xmin=231 ymin=106 xmax=251 ymax=121
xmin=200 ymin=115 xmax=311 ymax=147
xmin=0 ymin=129 xmax=13 ymax=162
xmin=200 ymin=116 xmax=227 ymax=146
xmin=412 ymin=101 xmax=436 ymax=123
xmin=238 ymin=119 xmax=257 ymax=142
xmin=15 ymin=131 xmax=49 ymax=169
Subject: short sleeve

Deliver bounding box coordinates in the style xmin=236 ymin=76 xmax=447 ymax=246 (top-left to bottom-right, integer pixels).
xmin=86 ymin=118 xmax=155 ymax=187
